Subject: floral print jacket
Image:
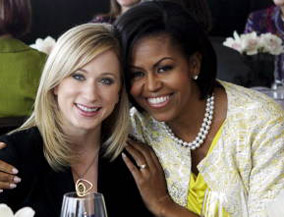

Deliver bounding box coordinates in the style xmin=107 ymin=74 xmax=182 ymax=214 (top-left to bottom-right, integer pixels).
xmin=130 ymin=81 xmax=284 ymax=217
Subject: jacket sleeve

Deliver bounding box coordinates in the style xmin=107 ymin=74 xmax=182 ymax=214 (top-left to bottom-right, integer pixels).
xmin=248 ymin=110 xmax=284 ymax=217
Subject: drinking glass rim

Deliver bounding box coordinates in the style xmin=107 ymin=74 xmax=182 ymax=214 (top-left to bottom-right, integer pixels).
xmin=63 ymin=192 xmax=104 ymax=200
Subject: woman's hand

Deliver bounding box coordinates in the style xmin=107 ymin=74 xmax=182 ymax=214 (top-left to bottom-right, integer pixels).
xmin=0 ymin=142 xmax=21 ymax=191
xmin=122 ymin=137 xmax=174 ymax=217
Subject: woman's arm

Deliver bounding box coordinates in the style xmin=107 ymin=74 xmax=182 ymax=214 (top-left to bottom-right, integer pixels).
xmin=122 ymin=138 xmax=199 ymax=217
xmin=248 ymin=113 xmax=284 ymax=217
xmin=0 ymin=142 xmax=21 ymax=191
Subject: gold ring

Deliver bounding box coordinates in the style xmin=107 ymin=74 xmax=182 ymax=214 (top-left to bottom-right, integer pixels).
xmin=138 ymin=164 xmax=147 ymax=169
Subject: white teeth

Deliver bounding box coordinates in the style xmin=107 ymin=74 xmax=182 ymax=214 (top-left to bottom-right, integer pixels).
xmin=76 ymin=104 xmax=99 ymax=112
xmin=147 ymin=96 xmax=169 ymax=104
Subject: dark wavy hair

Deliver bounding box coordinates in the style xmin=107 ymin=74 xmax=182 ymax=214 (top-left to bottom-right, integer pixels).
xmin=115 ymin=1 xmax=217 ymax=111
xmin=0 ymin=0 xmax=32 ymax=37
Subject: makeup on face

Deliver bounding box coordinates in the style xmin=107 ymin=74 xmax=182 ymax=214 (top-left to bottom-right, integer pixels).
xmin=54 ymin=50 xmax=121 ymax=134
xmin=129 ymin=34 xmax=200 ymax=123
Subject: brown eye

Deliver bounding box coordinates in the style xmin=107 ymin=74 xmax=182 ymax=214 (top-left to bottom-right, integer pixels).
xmin=157 ymin=65 xmax=173 ymax=73
xmin=131 ymin=71 xmax=145 ymax=79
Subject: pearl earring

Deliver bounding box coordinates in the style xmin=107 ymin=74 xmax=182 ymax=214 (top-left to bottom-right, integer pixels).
xmin=193 ymin=75 xmax=198 ymax=80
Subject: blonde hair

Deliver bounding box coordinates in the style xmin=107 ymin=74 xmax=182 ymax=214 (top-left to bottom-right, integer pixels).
xmin=19 ymin=23 xmax=129 ymax=171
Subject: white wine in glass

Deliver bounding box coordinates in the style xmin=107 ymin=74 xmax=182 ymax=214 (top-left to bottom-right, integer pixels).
xmin=60 ymin=192 xmax=108 ymax=217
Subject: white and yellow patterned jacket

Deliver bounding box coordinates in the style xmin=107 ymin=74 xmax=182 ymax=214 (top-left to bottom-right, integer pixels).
xmin=130 ymin=81 xmax=284 ymax=217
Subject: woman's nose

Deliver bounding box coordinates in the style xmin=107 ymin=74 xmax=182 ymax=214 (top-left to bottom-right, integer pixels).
xmin=146 ymin=74 xmax=162 ymax=92
xmin=83 ymin=83 xmax=99 ymax=101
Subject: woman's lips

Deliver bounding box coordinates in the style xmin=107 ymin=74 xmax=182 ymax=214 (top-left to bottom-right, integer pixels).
xmin=146 ymin=95 xmax=171 ymax=108
xmin=75 ymin=103 xmax=101 ymax=117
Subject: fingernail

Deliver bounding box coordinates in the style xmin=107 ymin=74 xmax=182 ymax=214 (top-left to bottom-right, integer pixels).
xmin=122 ymin=152 xmax=126 ymax=158
xmin=12 ymin=168 xmax=18 ymax=174
xmin=10 ymin=183 xmax=17 ymax=189
xmin=14 ymin=176 xmax=21 ymax=183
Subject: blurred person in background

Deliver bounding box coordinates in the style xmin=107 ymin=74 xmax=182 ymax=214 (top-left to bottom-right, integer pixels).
xmin=91 ymin=0 xmax=212 ymax=34
xmin=244 ymin=0 xmax=284 ymax=85
xmin=0 ymin=0 xmax=46 ymax=134
xmin=91 ymin=0 xmax=141 ymax=24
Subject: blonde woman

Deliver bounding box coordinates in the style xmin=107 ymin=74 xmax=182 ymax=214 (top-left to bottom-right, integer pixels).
xmin=0 ymin=23 xmax=153 ymax=217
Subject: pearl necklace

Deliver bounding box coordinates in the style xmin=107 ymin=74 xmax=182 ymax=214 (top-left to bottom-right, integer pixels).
xmin=162 ymin=94 xmax=214 ymax=150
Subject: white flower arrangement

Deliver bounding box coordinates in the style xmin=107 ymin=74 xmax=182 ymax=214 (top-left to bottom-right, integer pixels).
xmin=223 ymin=31 xmax=284 ymax=56
xmin=30 ymin=36 xmax=56 ymax=55
xmin=0 ymin=204 xmax=35 ymax=217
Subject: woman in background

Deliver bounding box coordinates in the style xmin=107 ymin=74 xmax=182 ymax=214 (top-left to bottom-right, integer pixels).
xmin=91 ymin=0 xmax=212 ymax=33
xmin=0 ymin=0 xmax=46 ymax=127
xmin=244 ymin=0 xmax=284 ymax=84
xmin=91 ymin=0 xmax=141 ymax=24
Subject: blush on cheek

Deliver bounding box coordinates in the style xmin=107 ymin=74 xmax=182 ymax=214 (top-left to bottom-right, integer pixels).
xmin=129 ymin=81 xmax=143 ymax=97
xmin=129 ymin=87 xmax=136 ymax=97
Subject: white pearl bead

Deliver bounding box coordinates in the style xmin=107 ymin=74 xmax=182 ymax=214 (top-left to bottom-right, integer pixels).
xmin=163 ymin=94 xmax=214 ymax=150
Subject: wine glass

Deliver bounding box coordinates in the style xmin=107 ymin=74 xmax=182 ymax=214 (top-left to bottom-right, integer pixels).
xmin=271 ymin=55 xmax=284 ymax=100
xmin=60 ymin=192 xmax=108 ymax=217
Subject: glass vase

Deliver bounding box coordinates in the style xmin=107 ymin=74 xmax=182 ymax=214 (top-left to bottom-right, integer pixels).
xmin=271 ymin=55 xmax=284 ymax=99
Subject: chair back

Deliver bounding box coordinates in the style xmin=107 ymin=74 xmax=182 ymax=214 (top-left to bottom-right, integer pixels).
xmin=0 ymin=116 xmax=27 ymax=136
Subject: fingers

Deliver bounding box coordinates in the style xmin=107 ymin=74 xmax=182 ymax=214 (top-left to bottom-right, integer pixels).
xmin=0 ymin=161 xmax=19 ymax=175
xmin=0 ymin=181 xmax=17 ymax=190
xmin=0 ymin=142 xmax=21 ymax=191
xmin=122 ymin=152 xmax=141 ymax=183
xmin=0 ymin=142 xmax=19 ymax=175
xmin=0 ymin=173 xmax=21 ymax=191
xmin=0 ymin=170 xmax=21 ymax=190
xmin=124 ymin=144 xmax=149 ymax=169
xmin=127 ymin=138 xmax=159 ymax=169
xmin=123 ymin=139 xmax=170 ymax=216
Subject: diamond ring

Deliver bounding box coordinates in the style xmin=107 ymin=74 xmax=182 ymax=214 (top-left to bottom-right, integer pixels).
xmin=138 ymin=164 xmax=147 ymax=169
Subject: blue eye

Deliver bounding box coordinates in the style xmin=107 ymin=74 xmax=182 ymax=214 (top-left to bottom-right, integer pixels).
xmin=100 ymin=78 xmax=114 ymax=85
xmin=72 ymin=73 xmax=85 ymax=81
xmin=157 ymin=65 xmax=173 ymax=73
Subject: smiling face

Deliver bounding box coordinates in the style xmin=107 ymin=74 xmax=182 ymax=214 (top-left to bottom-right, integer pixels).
xmin=54 ymin=50 xmax=121 ymax=134
xmin=129 ymin=34 xmax=201 ymax=122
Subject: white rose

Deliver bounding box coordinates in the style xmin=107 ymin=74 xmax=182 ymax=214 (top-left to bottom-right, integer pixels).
xmin=223 ymin=31 xmax=242 ymax=53
xmin=30 ymin=36 xmax=56 ymax=55
xmin=240 ymin=31 xmax=259 ymax=55
xmin=259 ymin=33 xmax=284 ymax=55
xmin=0 ymin=204 xmax=35 ymax=217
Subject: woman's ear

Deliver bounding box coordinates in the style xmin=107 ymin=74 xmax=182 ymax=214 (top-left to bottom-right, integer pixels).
xmin=189 ymin=52 xmax=202 ymax=79
xmin=53 ymin=86 xmax=58 ymax=95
